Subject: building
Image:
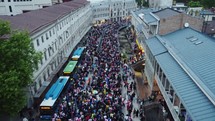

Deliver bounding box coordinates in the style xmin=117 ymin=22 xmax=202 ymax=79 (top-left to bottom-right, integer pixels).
xmin=144 ymin=27 xmax=215 ymax=121
xmin=91 ymin=1 xmax=109 ymax=24
xmin=148 ymin=0 xmax=173 ymax=9
xmin=172 ymin=3 xmax=187 ymax=12
xmin=131 ymin=8 xmax=203 ymax=51
xmin=91 ymin=0 xmax=137 ymax=24
xmin=202 ymin=20 xmax=215 ymax=37
xmin=200 ymin=10 xmax=215 ymax=22
xmin=0 ymin=0 xmax=53 ymax=16
xmin=0 ymin=0 xmax=92 ymax=107
xmin=199 ymin=10 xmax=215 ymax=37
xmin=52 ymin=0 xmax=63 ymax=4
xmin=187 ymin=7 xmax=202 ymax=17
xmin=154 ymin=8 xmax=203 ymax=35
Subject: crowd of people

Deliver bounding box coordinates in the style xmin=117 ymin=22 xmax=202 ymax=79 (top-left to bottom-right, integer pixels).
xmin=52 ymin=20 xmax=146 ymax=121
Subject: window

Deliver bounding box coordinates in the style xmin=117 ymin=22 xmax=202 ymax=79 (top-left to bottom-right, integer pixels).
xmin=41 ymin=36 xmax=44 ymax=43
xmin=55 ymin=40 xmax=57 ymax=50
xmin=48 ymin=47 xmax=52 ymax=57
xmin=49 ymin=31 xmax=51 ymax=37
xmin=34 ymin=82 xmax=37 ymax=93
xmin=44 ymin=51 xmax=47 ymax=60
xmin=40 ymin=59 xmax=43 ymax=65
xmin=53 ymin=29 xmax=55 ymax=34
xmin=8 ymin=0 xmax=10 ymax=2
xmin=47 ymin=68 xmax=50 ymax=77
xmin=51 ymin=63 xmax=54 ymax=71
xmin=43 ymin=73 xmax=46 ymax=81
xmin=36 ymin=39 xmax=39 ymax=46
xmin=46 ymin=33 xmax=48 ymax=40
xmin=9 ymin=6 xmax=12 ymax=12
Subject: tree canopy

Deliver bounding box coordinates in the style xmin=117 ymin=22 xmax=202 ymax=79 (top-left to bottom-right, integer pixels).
xmin=188 ymin=1 xmax=202 ymax=7
xmin=0 ymin=19 xmax=41 ymax=116
xmin=180 ymin=0 xmax=215 ymax=8
xmin=200 ymin=0 xmax=215 ymax=9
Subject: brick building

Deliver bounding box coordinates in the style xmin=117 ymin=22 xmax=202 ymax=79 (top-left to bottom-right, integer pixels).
xmin=154 ymin=8 xmax=203 ymax=35
xmin=131 ymin=8 xmax=203 ymax=39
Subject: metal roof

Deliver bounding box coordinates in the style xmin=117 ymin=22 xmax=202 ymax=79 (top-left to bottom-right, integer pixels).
xmin=163 ymin=28 xmax=215 ymax=102
xmin=134 ymin=8 xmax=158 ymax=24
xmin=146 ymin=27 xmax=215 ymax=120
xmin=200 ymin=10 xmax=215 ymax=15
xmin=0 ymin=0 xmax=89 ymax=35
xmin=136 ymin=24 xmax=144 ymax=33
xmin=153 ymin=8 xmax=181 ymax=19
xmin=143 ymin=14 xmax=157 ymax=24
xmin=145 ymin=36 xmax=167 ymax=56
xmin=155 ymin=53 xmax=215 ymax=121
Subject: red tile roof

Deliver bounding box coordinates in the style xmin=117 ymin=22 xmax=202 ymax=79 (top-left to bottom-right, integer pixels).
xmin=0 ymin=0 xmax=89 ymax=35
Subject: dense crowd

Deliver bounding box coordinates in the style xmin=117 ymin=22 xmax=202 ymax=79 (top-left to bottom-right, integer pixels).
xmin=52 ymin=20 xmax=145 ymax=121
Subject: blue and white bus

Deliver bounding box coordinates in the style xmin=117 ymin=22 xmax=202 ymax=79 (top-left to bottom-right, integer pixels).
xmin=40 ymin=76 xmax=69 ymax=120
xmin=72 ymin=47 xmax=86 ymax=61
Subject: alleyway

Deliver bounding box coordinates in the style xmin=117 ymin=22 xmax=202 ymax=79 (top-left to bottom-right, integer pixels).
xmin=118 ymin=28 xmax=144 ymax=121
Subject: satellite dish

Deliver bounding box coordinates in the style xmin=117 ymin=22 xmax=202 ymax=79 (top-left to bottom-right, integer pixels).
xmin=184 ymin=23 xmax=189 ymax=28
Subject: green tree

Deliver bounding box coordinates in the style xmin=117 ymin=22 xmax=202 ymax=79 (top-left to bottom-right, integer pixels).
xmin=0 ymin=19 xmax=42 ymax=116
xmin=188 ymin=1 xmax=202 ymax=7
xmin=201 ymin=0 xmax=215 ymax=9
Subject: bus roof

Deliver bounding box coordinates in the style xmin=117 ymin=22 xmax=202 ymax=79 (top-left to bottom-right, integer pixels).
xmin=72 ymin=47 xmax=85 ymax=59
xmin=63 ymin=61 xmax=78 ymax=74
xmin=40 ymin=76 xmax=69 ymax=107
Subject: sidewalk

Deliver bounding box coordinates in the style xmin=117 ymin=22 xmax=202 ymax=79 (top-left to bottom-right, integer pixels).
xmin=121 ymin=68 xmax=141 ymax=121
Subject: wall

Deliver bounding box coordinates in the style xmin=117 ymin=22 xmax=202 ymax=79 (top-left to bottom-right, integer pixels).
xmin=182 ymin=13 xmax=203 ymax=32
xmin=91 ymin=0 xmax=137 ymax=23
xmin=159 ymin=13 xmax=203 ymax=35
xmin=159 ymin=14 xmax=182 ymax=35
xmin=149 ymin=0 xmax=173 ymax=9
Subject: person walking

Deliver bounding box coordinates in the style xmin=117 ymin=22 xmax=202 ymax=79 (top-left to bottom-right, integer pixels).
xmin=136 ymin=109 xmax=139 ymax=117
xmin=133 ymin=109 xmax=136 ymax=118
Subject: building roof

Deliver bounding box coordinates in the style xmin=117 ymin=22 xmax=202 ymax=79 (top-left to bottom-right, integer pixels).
xmin=0 ymin=0 xmax=89 ymax=35
xmin=155 ymin=52 xmax=215 ymax=121
xmin=153 ymin=8 xmax=181 ymax=19
xmin=136 ymin=24 xmax=144 ymax=33
xmin=143 ymin=13 xmax=157 ymax=23
xmin=145 ymin=36 xmax=167 ymax=55
xmin=145 ymin=28 xmax=215 ymax=121
xmin=200 ymin=10 xmax=215 ymax=15
xmin=134 ymin=8 xmax=158 ymax=24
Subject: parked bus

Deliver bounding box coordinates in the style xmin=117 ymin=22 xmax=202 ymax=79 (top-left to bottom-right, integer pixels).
xmin=72 ymin=47 xmax=86 ymax=61
xmin=63 ymin=61 xmax=78 ymax=75
xmin=40 ymin=76 xmax=70 ymax=120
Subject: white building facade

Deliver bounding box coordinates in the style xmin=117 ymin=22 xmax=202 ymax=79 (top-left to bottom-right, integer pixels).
xmin=91 ymin=0 xmax=137 ymax=24
xmin=32 ymin=1 xmax=92 ymax=107
xmin=0 ymin=0 xmax=92 ymax=107
xmin=148 ymin=0 xmax=173 ymax=9
xmin=0 ymin=0 xmax=52 ymax=16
